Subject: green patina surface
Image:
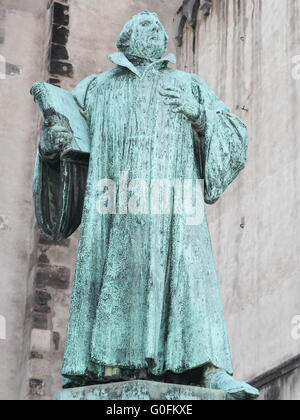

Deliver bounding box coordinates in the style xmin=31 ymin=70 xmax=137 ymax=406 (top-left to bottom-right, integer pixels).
xmin=32 ymin=11 xmax=251 ymax=396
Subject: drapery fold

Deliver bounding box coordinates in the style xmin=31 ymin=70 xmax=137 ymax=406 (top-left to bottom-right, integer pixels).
xmin=33 ymin=153 xmax=88 ymax=241
xmin=203 ymin=109 xmax=248 ymax=204
xmin=191 ymin=75 xmax=249 ymax=204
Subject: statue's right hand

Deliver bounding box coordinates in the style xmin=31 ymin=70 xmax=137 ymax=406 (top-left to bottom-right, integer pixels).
xmin=40 ymin=115 xmax=73 ymax=157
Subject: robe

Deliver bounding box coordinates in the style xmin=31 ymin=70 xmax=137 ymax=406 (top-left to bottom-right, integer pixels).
xmin=33 ymin=52 xmax=249 ymax=386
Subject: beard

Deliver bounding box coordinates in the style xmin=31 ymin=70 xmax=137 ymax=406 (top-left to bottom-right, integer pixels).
xmin=124 ymin=33 xmax=166 ymax=61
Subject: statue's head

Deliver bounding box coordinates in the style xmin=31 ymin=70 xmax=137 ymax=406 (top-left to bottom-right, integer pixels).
xmin=117 ymin=11 xmax=168 ymax=60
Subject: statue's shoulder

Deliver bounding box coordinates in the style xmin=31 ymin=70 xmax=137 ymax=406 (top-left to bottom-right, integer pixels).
xmin=76 ymin=68 xmax=119 ymax=92
xmin=164 ymin=68 xmax=191 ymax=79
xmin=164 ymin=68 xmax=205 ymax=87
xmin=94 ymin=68 xmax=120 ymax=83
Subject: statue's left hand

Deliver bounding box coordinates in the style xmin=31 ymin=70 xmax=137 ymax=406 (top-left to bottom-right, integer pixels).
xmin=40 ymin=115 xmax=73 ymax=158
xmin=159 ymin=87 xmax=201 ymax=123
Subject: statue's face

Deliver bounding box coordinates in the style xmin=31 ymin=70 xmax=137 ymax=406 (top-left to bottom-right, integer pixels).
xmin=127 ymin=13 xmax=167 ymax=60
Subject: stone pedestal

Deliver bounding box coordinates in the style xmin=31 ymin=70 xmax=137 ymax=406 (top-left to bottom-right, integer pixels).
xmin=54 ymin=380 xmax=235 ymax=400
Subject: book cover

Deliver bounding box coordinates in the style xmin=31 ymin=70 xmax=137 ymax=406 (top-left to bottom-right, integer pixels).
xmin=31 ymin=81 xmax=91 ymax=163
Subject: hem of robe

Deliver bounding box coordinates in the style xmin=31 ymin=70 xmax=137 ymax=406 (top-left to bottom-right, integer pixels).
xmin=62 ymin=357 xmax=234 ymax=389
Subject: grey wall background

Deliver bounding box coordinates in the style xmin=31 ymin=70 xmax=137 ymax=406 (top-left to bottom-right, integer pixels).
xmin=179 ymin=0 xmax=300 ymax=400
xmin=0 ymin=0 xmax=299 ymax=400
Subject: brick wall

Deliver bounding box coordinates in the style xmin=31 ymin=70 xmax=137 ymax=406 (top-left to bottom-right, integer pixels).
xmin=47 ymin=0 xmax=73 ymax=85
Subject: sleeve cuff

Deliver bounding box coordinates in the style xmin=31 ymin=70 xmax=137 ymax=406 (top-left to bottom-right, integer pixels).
xmin=38 ymin=145 xmax=60 ymax=163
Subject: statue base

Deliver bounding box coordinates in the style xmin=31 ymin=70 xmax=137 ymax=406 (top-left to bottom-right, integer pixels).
xmin=53 ymin=380 xmax=235 ymax=400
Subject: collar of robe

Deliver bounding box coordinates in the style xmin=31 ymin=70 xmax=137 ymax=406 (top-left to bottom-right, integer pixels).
xmin=109 ymin=51 xmax=176 ymax=78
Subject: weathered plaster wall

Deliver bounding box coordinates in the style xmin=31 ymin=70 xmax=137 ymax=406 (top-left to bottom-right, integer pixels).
xmin=179 ymin=0 xmax=300 ymax=396
xmin=0 ymin=0 xmax=50 ymax=401
xmin=257 ymin=364 xmax=300 ymax=401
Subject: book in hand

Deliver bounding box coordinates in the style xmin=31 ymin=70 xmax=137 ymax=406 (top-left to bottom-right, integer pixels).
xmin=30 ymin=81 xmax=90 ymax=164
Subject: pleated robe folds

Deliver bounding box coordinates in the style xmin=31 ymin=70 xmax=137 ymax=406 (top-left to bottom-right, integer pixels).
xmin=33 ymin=53 xmax=249 ymax=385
